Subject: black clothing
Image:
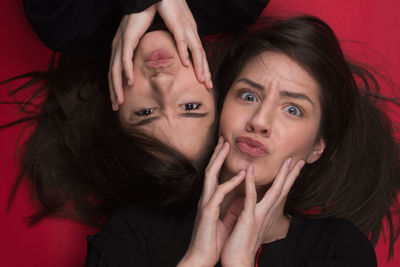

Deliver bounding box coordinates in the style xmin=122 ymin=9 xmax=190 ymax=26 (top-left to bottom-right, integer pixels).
xmin=85 ymin=206 xmax=377 ymax=267
xmin=23 ymin=0 xmax=269 ymax=52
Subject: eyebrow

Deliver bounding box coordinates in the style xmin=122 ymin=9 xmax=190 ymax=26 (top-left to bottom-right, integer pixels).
xmin=131 ymin=116 xmax=161 ymax=127
xmin=131 ymin=112 xmax=209 ymax=127
xmin=179 ymin=112 xmax=209 ymax=118
xmin=237 ymin=77 xmax=314 ymax=106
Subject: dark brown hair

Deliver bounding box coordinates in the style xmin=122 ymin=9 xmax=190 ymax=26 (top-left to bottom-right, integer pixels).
xmin=211 ymin=16 xmax=400 ymax=258
xmin=1 ymin=52 xmax=214 ymax=227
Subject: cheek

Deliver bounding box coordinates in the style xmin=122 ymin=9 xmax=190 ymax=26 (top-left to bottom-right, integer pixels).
xmin=219 ymin=102 xmax=245 ymax=136
xmin=271 ymin=123 xmax=320 ymax=173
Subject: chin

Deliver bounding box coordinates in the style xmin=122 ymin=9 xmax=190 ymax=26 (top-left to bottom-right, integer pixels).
xmin=224 ymin=154 xmax=251 ymax=174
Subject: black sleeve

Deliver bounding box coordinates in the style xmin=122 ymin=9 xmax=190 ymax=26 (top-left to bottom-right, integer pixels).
xmin=118 ymin=0 xmax=160 ymax=14
xmin=84 ymin=206 xmax=196 ymax=267
xmin=23 ymin=0 xmax=269 ymax=52
xmin=187 ymin=0 xmax=269 ymax=36
xmin=23 ymin=0 xmax=122 ymax=52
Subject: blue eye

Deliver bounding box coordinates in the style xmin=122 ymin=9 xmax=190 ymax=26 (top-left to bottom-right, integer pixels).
xmin=135 ymin=108 xmax=156 ymax=116
xmin=284 ymin=105 xmax=303 ymax=117
xmin=181 ymin=103 xmax=201 ymax=111
xmin=239 ymin=91 xmax=258 ymax=102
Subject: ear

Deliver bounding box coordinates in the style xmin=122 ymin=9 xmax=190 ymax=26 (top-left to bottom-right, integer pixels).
xmin=306 ymin=138 xmax=326 ymax=164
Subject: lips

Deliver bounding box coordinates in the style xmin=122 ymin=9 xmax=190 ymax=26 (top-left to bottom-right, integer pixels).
xmin=145 ymin=49 xmax=173 ymax=68
xmin=236 ymin=136 xmax=268 ymax=157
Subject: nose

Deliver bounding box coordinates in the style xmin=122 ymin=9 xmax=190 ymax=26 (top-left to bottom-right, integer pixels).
xmin=246 ymin=105 xmax=272 ymax=137
xmin=150 ymin=72 xmax=174 ymax=94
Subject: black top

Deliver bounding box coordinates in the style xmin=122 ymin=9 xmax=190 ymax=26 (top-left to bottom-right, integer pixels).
xmin=85 ymin=206 xmax=377 ymax=267
xmin=23 ymin=0 xmax=269 ymax=52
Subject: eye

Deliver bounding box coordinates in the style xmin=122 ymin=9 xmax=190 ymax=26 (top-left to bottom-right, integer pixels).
xmin=135 ymin=107 xmax=157 ymax=116
xmin=284 ymin=104 xmax=304 ymax=117
xmin=181 ymin=103 xmax=201 ymax=111
xmin=239 ymin=90 xmax=258 ymax=102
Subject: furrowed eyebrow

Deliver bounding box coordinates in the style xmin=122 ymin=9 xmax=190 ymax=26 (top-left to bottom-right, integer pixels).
xmin=238 ymin=77 xmax=314 ymax=107
xmin=130 ymin=112 xmax=208 ymax=127
xmin=279 ymin=91 xmax=314 ymax=107
xmin=131 ymin=116 xmax=161 ymax=126
xmin=179 ymin=112 xmax=209 ymax=118
xmin=237 ymin=78 xmax=265 ymax=91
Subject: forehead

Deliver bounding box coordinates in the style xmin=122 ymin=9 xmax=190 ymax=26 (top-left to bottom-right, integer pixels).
xmin=239 ymin=52 xmax=320 ymax=95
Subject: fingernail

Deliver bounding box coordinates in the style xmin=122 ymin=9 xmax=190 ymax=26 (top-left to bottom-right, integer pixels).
xmin=287 ymin=157 xmax=292 ymax=166
xmin=128 ymin=79 xmax=132 ymax=86
xmin=223 ymin=142 xmax=229 ymax=149
xmin=238 ymin=170 xmax=245 ymax=176
xmin=298 ymin=160 xmax=305 ymax=169
xmin=208 ymin=80 xmax=213 ymax=89
xmin=248 ymin=166 xmax=254 ymax=174
xmin=218 ymin=136 xmax=223 ymax=144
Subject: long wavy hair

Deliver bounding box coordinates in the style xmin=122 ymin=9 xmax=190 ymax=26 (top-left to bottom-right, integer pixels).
xmin=1 ymin=52 xmax=215 ymax=227
xmin=211 ymin=16 xmax=400 ymax=258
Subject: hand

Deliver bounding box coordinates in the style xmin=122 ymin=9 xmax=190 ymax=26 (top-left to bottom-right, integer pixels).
xmin=109 ymin=5 xmax=156 ymax=111
xmin=109 ymin=0 xmax=212 ymax=111
xmin=156 ymin=0 xmax=212 ymax=90
xmin=178 ymin=137 xmax=246 ymax=267
xmin=221 ymin=158 xmax=305 ymax=267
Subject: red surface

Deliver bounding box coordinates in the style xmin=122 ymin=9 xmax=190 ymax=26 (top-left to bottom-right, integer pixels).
xmin=0 ymin=0 xmax=399 ymax=266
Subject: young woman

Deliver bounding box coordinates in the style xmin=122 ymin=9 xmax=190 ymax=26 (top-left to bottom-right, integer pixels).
xmin=85 ymin=16 xmax=399 ymax=266
xmin=1 ymin=0 xmax=268 ymax=227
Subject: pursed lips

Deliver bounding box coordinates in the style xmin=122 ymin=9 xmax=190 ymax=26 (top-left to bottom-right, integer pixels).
xmin=235 ymin=136 xmax=268 ymax=157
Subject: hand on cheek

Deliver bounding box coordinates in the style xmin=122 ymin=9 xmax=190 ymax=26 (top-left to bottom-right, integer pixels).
xmin=221 ymin=158 xmax=305 ymax=267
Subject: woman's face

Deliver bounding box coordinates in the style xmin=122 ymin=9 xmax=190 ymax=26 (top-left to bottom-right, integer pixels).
xmin=219 ymin=52 xmax=326 ymax=185
xmin=118 ymin=31 xmax=215 ymax=160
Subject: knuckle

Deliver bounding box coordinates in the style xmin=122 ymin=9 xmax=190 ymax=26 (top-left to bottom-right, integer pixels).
xmin=122 ymin=32 xmax=131 ymax=40
xmin=216 ymin=185 xmax=228 ymax=195
xmin=177 ymin=38 xmax=188 ymax=47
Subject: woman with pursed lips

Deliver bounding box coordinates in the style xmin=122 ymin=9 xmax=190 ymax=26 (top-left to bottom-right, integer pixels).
xmin=118 ymin=30 xmax=215 ymax=159
xmin=85 ymin=16 xmax=399 ymax=266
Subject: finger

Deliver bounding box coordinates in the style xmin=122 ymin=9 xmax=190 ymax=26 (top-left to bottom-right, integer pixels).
xmin=202 ymin=51 xmax=213 ymax=89
xmin=259 ymin=157 xmax=292 ymax=211
xmin=176 ymin=36 xmax=190 ymax=66
xmin=121 ymin=34 xmax=138 ymax=89
xmin=201 ymin=136 xmax=224 ymax=199
xmin=109 ymin=34 xmax=119 ymax=110
xmin=190 ymin=42 xmax=205 ymax=83
xmin=281 ymin=160 xmax=305 ymax=196
xmin=203 ymin=141 xmax=230 ymax=201
xmin=111 ymin=43 xmax=124 ymax=107
xmin=243 ymin=166 xmax=257 ymax=216
xmin=206 ymin=170 xmax=246 ymax=208
xmin=207 ymin=136 xmax=224 ymax=165
xmin=108 ymin=71 xmax=118 ymax=111
xmin=205 ymin=141 xmax=230 ymax=180
xmin=222 ymin=196 xmax=245 ymax=232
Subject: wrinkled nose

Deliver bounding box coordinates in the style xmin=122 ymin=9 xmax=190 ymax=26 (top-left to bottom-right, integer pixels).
xmin=150 ymin=72 xmax=174 ymax=94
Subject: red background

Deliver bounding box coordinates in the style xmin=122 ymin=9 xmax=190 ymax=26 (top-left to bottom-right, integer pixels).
xmin=1 ymin=0 xmax=399 ymax=266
